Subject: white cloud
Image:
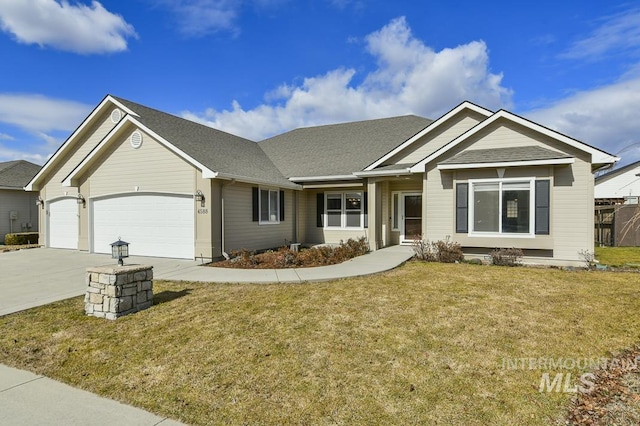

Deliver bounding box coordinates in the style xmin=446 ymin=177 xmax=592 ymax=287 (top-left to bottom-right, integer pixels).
xmin=0 ymin=93 xmax=92 ymax=134
xmin=0 ymin=132 xmax=14 ymax=141
xmin=560 ymin=8 xmax=640 ymax=61
xmin=0 ymin=0 xmax=137 ymax=54
xmin=183 ymin=17 xmax=512 ymax=140
xmin=159 ymin=0 xmax=241 ymax=36
xmin=526 ymin=76 xmax=640 ymax=162
xmin=0 ymin=144 xmax=50 ymax=165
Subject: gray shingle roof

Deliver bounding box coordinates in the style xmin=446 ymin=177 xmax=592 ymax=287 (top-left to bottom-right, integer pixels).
xmin=0 ymin=160 xmax=41 ymax=189
xmin=438 ymin=146 xmax=573 ymax=165
xmin=112 ymin=97 xmax=292 ymax=187
xmin=259 ymin=115 xmax=433 ymax=178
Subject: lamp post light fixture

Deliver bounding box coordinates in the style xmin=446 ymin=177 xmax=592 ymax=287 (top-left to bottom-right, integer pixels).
xmin=110 ymin=238 xmax=130 ymax=266
xmin=77 ymin=193 xmax=86 ymax=206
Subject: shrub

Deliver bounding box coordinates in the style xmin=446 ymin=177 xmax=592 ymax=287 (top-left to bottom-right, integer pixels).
xmin=4 ymin=232 xmax=39 ymax=246
xmin=490 ymin=248 xmax=523 ymax=267
xmin=577 ymin=249 xmax=597 ymax=270
xmin=412 ymin=236 xmax=464 ymax=263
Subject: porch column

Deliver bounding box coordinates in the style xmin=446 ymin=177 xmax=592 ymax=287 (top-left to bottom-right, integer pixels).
xmin=367 ymin=178 xmax=381 ymax=250
xmin=422 ymin=170 xmax=428 ymax=238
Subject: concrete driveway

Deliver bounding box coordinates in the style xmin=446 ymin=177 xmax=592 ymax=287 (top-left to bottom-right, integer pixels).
xmin=0 ymin=248 xmax=200 ymax=316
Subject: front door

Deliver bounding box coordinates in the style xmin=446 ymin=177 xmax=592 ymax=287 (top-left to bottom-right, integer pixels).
xmin=402 ymin=193 xmax=422 ymax=242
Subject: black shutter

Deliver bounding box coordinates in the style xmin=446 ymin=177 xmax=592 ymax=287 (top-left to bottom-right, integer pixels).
xmin=316 ymin=193 xmax=324 ymax=227
xmin=456 ymin=183 xmax=468 ymax=233
xmin=535 ymin=180 xmax=550 ymax=235
xmin=363 ymin=192 xmax=368 ymax=228
xmin=279 ymin=190 xmax=285 ymax=221
xmin=252 ymin=187 xmax=259 ymax=222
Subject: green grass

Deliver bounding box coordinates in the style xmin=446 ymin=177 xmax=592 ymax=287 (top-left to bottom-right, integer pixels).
xmin=1 ymin=262 xmax=640 ymax=425
xmin=595 ymin=246 xmax=640 ymax=267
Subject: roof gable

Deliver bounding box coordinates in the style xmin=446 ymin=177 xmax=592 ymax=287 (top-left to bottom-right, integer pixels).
xmin=595 ymin=160 xmax=640 ymax=183
xmin=25 ymin=95 xmax=137 ymax=191
xmin=365 ymin=101 xmax=492 ymax=171
xmin=410 ymin=109 xmax=619 ymax=173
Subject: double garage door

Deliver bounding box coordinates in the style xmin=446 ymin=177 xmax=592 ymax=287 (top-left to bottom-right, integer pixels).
xmin=48 ymin=194 xmax=194 ymax=259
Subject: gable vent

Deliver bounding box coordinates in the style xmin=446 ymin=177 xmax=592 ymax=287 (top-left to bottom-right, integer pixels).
xmin=110 ymin=108 xmax=122 ymax=123
xmin=130 ymin=131 xmax=143 ymax=149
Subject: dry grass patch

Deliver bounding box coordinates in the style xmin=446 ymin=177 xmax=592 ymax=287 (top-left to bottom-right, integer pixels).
xmin=1 ymin=263 xmax=640 ymax=425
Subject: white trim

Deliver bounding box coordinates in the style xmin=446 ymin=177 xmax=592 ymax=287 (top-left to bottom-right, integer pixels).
xmin=302 ymin=183 xmax=364 ymax=189
xmin=353 ymin=168 xmax=412 ymax=177
xmin=391 ymin=191 xmax=400 ymax=231
xmin=324 ymin=191 xmax=364 ymax=230
xmin=467 ymin=177 xmax=536 ymax=238
xmin=437 ymin=157 xmax=575 ymax=170
xmin=258 ymin=187 xmax=281 ymax=225
xmin=399 ymin=192 xmax=422 ymax=243
xmin=25 ymin=95 xmax=138 ymax=191
xmin=62 ymin=115 xmax=218 ymax=187
xmin=289 ymin=174 xmax=358 ymax=182
xmin=216 ymin=172 xmax=300 ymax=190
xmin=365 ymin=102 xmax=493 ymax=171
xmin=411 ymin=110 xmax=618 ymax=173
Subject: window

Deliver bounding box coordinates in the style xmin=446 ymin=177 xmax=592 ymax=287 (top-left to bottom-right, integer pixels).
xmin=468 ymin=179 xmax=536 ymax=235
xmin=259 ymin=188 xmax=280 ymax=224
xmin=392 ymin=192 xmax=399 ymax=230
xmin=325 ymin=192 xmax=364 ymax=228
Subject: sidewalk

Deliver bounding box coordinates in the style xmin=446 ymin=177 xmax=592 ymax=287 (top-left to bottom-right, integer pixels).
xmin=159 ymin=244 xmax=416 ymax=283
xmin=0 ymin=364 xmax=184 ymax=425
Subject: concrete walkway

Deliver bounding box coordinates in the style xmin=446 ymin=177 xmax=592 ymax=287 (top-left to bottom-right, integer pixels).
xmin=0 ymin=245 xmax=414 ymax=426
xmin=160 ymin=244 xmax=416 ymax=283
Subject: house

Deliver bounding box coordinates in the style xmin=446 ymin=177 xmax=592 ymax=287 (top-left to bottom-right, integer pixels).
xmin=25 ymin=95 xmax=618 ymax=265
xmin=0 ymin=160 xmax=41 ymax=242
xmin=595 ymin=160 xmax=640 ymax=204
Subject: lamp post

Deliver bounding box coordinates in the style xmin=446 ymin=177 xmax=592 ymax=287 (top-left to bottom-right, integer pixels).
xmin=110 ymin=238 xmax=130 ymax=266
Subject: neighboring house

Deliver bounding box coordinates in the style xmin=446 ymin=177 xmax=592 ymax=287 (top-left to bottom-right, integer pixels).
xmin=25 ymin=95 xmax=618 ymax=265
xmin=0 ymin=160 xmax=41 ymax=242
xmin=594 ymin=160 xmax=640 ymax=204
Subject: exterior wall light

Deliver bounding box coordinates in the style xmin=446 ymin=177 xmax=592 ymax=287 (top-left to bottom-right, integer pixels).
xmin=36 ymin=196 xmax=44 ymax=208
xmin=194 ymin=190 xmax=205 ymax=207
xmin=110 ymin=238 xmax=130 ymax=266
xmin=77 ymin=193 xmax=86 ymax=206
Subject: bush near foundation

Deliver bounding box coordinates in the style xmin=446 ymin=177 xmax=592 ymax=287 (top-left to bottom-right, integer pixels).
xmin=490 ymin=248 xmax=524 ymax=267
xmin=412 ymin=236 xmax=464 ymax=263
xmin=4 ymin=232 xmax=39 ymax=246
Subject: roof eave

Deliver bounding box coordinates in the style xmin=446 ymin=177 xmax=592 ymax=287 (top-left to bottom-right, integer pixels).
xmin=437 ymin=158 xmax=575 ymax=170
xmin=289 ymin=174 xmax=359 ymax=182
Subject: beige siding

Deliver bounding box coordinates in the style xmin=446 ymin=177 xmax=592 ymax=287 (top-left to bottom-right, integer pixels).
xmin=87 ymin=129 xmax=195 ymax=197
xmin=387 ymin=113 xmax=484 ymax=165
xmin=453 ymin=119 xmax=591 ymax=162
xmin=424 ymin=164 xmax=454 ymax=241
xmin=43 ymin=110 xmax=117 ymax=199
xmin=552 ymin=160 xmax=594 ymax=260
xmin=300 ymin=188 xmax=368 ymax=245
xmin=0 ymin=190 xmax=39 ymax=241
xmin=224 ymin=183 xmax=295 ymax=251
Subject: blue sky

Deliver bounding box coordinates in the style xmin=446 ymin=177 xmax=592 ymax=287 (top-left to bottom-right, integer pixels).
xmin=1 ymin=0 xmax=640 ymax=166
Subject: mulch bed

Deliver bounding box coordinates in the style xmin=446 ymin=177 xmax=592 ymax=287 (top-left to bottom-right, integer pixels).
xmin=565 ymin=345 xmax=640 ymax=425
xmin=0 ymin=244 xmax=41 ymax=253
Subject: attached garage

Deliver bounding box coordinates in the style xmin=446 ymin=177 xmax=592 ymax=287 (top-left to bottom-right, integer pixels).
xmin=91 ymin=194 xmax=194 ymax=259
xmin=48 ymin=198 xmax=79 ymax=249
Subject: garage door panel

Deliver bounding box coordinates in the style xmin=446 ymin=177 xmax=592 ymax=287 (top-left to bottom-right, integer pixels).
xmin=92 ymin=195 xmax=194 ymax=259
xmin=48 ymin=199 xmax=78 ymax=249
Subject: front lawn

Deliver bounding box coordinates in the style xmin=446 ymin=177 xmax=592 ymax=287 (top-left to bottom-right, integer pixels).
xmin=595 ymin=246 xmax=640 ymax=268
xmin=1 ymin=263 xmax=639 ymax=425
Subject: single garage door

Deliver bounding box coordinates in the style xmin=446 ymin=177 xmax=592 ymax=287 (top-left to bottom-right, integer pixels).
xmin=92 ymin=194 xmax=194 ymax=259
xmin=48 ymin=198 xmax=79 ymax=249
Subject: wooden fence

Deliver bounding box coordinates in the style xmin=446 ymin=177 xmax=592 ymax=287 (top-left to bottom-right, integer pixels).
xmin=594 ymin=204 xmax=640 ymax=246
